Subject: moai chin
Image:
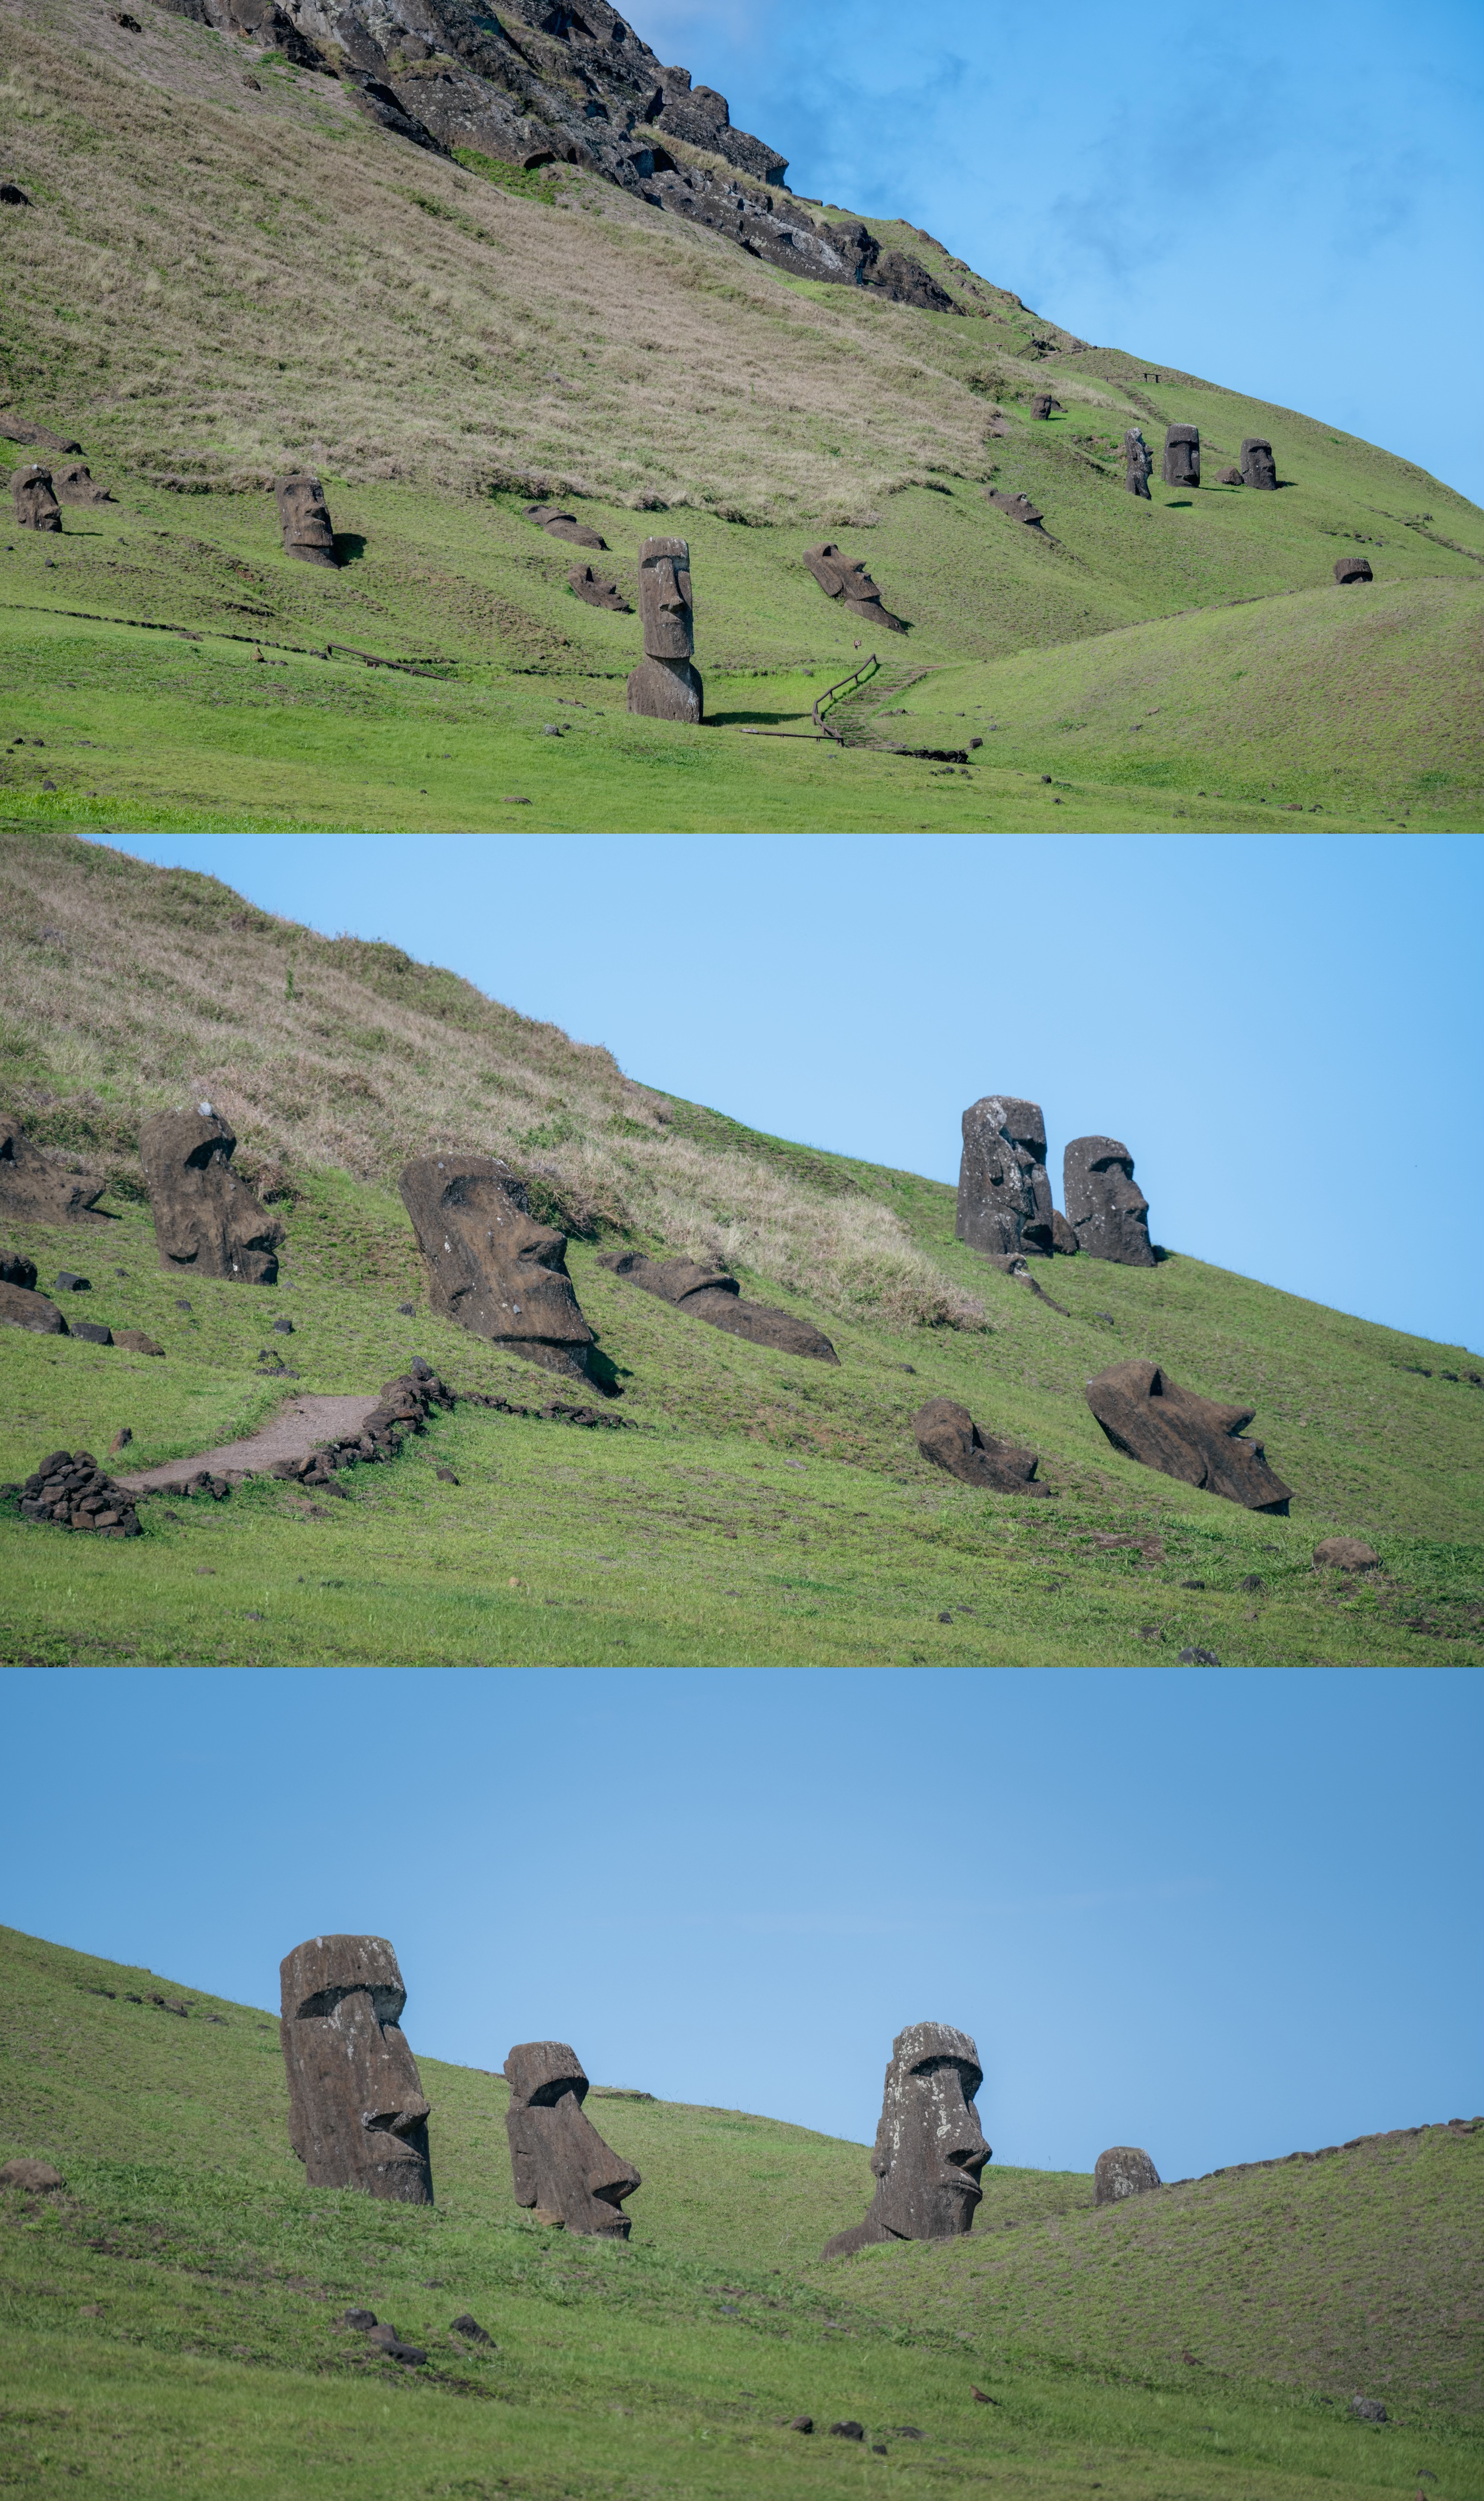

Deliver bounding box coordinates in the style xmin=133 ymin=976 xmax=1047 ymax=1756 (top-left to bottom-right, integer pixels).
xmin=280 ymin=1935 xmax=433 ymax=2203
xmin=12 ymin=463 xmax=61 ymax=531
xmin=956 ymin=1095 xmax=1055 ymax=1258
xmin=1062 ymin=1135 xmax=1154 ymax=1265
xmin=627 ymin=536 xmax=704 ymax=723
xmin=397 ymin=1153 xmax=599 ymax=1382
xmin=275 ymin=472 xmax=338 ymax=566
xmin=1162 ymin=424 xmax=1200 ymax=488
xmin=1240 ymin=436 xmax=1277 ymax=489
xmin=1123 ymin=429 xmax=1152 ymax=498
xmin=137 ymin=1108 xmax=284 ymax=1282
xmin=822 ymin=2022 xmax=991 ymax=2258
xmin=503 ymin=2041 xmax=641 ymax=2236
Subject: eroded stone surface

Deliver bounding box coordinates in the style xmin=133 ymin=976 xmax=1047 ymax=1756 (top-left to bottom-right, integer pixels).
xmin=0 ymin=1113 xmax=106 ymax=1225
xmin=53 ymin=460 xmax=114 ymax=505
xmin=822 ymin=2022 xmax=990 ymax=2259
xmin=398 ymin=1155 xmax=598 ymax=1380
xmin=0 ymin=2157 xmax=65 ymax=2190
xmin=1063 ymin=1136 xmax=1153 ymax=1266
xmin=503 ymin=2040 xmax=640 ymax=2236
xmin=0 ymin=1280 xmax=66 ymax=1334
xmin=569 ymin=563 xmax=631 ymax=610
xmin=1094 ymin=2146 xmax=1161 ymax=2205
xmin=987 ymin=488 xmax=1044 ymax=527
xmin=599 ymin=1248 xmax=838 ymax=1360
xmin=1084 ymin=1357 xmax=1293 ymax=1511
xmin=280 ymin=1935 xmax=433 ymax=2203
xmin=138 ymin=1109 xmax=284 ymax=1283
xmin=528 ymin=503 xmax=609 ymax=549
xmin=1313 ymin=1536 xmax=1380 ymax=1570
xmin=11 ymin=463 xmax=61 ymax=530
xmin=956 ymin=1095 xmax=1054 ymax=1258
xmin=913 ymin=1396 xmax=1053 ymax=1495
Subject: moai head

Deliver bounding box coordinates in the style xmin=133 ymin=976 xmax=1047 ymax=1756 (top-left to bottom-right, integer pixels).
xmin=1062 ymin=1136 xmax=1153 ymax=1266
xmin=803 ymin=545 xmax=907 ymax=630
xmin=503 ymin=2041 xmax=641 ymax=2236
xmin=956 ymin=1095 xmax=1055 ymax=1258
xmin=274 ymin=472 xmax=337 ymax=566
xmin=1334 ymin=556 xmax=1374 ymax=584
xmin=822 ymin=2022 xmax=991 ymax=2257
xmin=1094 ymin=2146 xmax=1161 ymax=2206
xmin=638 ymin=536 xmax=693 ymax=658
xmin=397 ymin=1155 xmax=596 ymax=1378
xmin=12 ymin=463 xmax=61 ymax=531
xmin=1084 ymin=1357 xmax=1294 ymax=1512
xmin=280 ymin=1936 xmax=433 ymax=2203
xmin=1240 ymin=437 xmax=1277 ymax=489
xmin=137 ymin=1108 xmax=285 ymax=1282
xmin=1162 ymin=425 xmax=1200 ymax=488
xmin=1124 ymin=430 xmax=1152 ymax=498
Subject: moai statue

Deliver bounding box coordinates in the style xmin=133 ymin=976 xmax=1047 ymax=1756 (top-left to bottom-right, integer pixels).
xmin=1084 ymin=1358 xmax=1293 ymax=1511
xmin=53 ymin=460 xmax=114 ymax=506
xmin=1240 ymin=436 xmax=1277 ymax=489
xmin=1029 ymin=393 xmax=1060 ymax=419
xmin=137 ymin=1107 xmax=284 ymax=1282
xmin=803 ymin=544 xmax=907 ymax=632
xmin=1062 ymin=1136 xmax=1154 ymax=1266
xmin=1094 ymin=2146 xmax=1161 ymax=2205
xmin=600 ymin=1248 xmax=839 ymax=1360
xmin=821 ymin=2022 xmax=991 ymax=2258
xmin=274 ymin=472 xmax=337 ymax=566
xmin=956 ymin=1095 xmax=1055 ymax=1258
xmin=398 ymin=1153 xmax=600 ymax=1382
xmin=0 ymin=1111 xmax=105 ymax=1224
xmin=280 ymin=1935 xmax=433 ymax=2203
xmin=1162 ymin=424 xmax=1200 ymax=487
xmin=1334 ymin=556 xmax=1374 ymax=584
xmin=627 ymin=536 xmax=704 ymax=723
xmin=503 ymin=2041 xmax=641 ymax=2237
xmin=12 ymin=464 xmax=61 ymax=531
xmin=912 ymin=1397 xmax=1053 ymax=1496
xmin=527 ymin=503 xmax=608 ymax=550
xmin=1123 ymin=430 xmax=1152 ymax=499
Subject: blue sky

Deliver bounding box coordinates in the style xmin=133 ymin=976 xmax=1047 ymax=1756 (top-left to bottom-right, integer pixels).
xmin=4 ymin=1666 xmax=1480 ymax=2176
xmin=95 ymin=832 xmax=1484 ymax=1356
xmin=631 ymin=0 xmax=1484 ymax=508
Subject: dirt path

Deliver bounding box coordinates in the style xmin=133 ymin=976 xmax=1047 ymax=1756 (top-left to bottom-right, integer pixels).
xmin=114 ymin=1393 xmax=382 ymax=1492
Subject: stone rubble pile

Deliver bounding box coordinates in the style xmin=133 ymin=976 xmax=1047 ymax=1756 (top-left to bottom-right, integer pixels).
xmin=13 ymin=1449 xmax=143 ymax=1536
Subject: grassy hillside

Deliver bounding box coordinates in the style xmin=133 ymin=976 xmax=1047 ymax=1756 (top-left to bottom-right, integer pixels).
xmin=1 ymin=833 xmax=1481 ymax=1666
xmin=3 ymin=1922 xmax=1481 ymax=2501
xmin=1 ymin=0 xmax=1480 ymax=828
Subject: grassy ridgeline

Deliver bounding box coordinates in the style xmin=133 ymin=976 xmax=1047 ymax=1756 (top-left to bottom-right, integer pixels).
xmin=2 ymin=1922 xmax=1480 ymax=2500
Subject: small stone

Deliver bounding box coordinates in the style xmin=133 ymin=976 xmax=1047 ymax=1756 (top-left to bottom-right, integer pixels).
xmin=788 ymin=2417 xmax=814 ymax=2434
xmin=1350 ymin=2398 xmax=1387 ymax=2423
xmin=338 ymin=2308 xmax=378 ymax=2329
xmin=1313 ymin=1536 xmax=1379 ymax=1571
xmin=830 ymin=2421 xmax=865 ymax=2440
xmin=55 ymin=1271 xmax=90 ymax=1292
xmin=1238 ymin=1572 xmax=1263 ymax=1591
xmin=110 ymin=1428 xmax=133 ymax=1452
xmin=70 ymin=1320 xmax=114 ymax=1346
xmin=397 ymin=1301 xmax=415 ymax=1314
xmin=175 ymin=1299 xmax=192 ymax=1311
xmin=1177 ymin=1645 xmax=1221 ymax=1665
xmin=0 ymin=2157 xmax=64 ymax=2190
xmin=450 ymin=2312 xmax=492 ymax=2342
xmin=938 ymin=1610 xmax=953 ymax=1623
xmin=435 ymin=1466 xmax=459 ymax=1483
xmin=115 ymin=1330 xmax=165 ymax=1355
xmin=272 ymin=1316 xmax=294 ymax=1334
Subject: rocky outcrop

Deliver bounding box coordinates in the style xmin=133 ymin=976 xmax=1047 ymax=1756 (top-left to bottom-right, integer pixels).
xmin=653 ymin=64 xmax=783 ymax=184
xmin=600 ymin=1250 xmax=838 ymax=1361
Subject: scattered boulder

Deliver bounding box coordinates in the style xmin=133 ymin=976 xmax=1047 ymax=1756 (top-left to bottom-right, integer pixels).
xmin=337 ymin=2307 xmax=378 ymax=2329
xmin=628 ymin=536 xmax=703 ymax=723
xmin=987 ymin=488 xmax=1044 ymax=527
xmin=138 ymin=1109 xmax=284 ymax=1283
xmin=1063 ymin=1136 xmax=1154 ymax=1266
xmin=569 ymin=564 xmax=631 ymax=610
xmin=53 ymin=460 xmax=114 ymax=506
xmin=0 ymin=1280 xmax=66 ymax=1334
xmin=1217 ymin=465 xmax=1243 ymax=485
xmin=274 ymin=472 xmax=337 ymax=566
xmin=11 ymin=464 xmax=62 ymax=530
xmin=70 ymin=1319 xmax=114 ymax=1345
xmin=399 ymin=1155 xmax=600 ymax=1383
xmin=17 ymin=1446 xmax=143 ymax=1536
xmin=913 ymin=1396 xmax=1054 ymax=1496
xmin=0 ymin=1115 xmax=106 ymax=1226
xmin=0 ymin=1252 xmax=37 ymax=1289
xmin=0 ymin=2157 xmax=65 ymax=2191
xmin=1334 ymin=556 xmax=1374 ymax=584
xmin=956 ymin=1094 xmax=1055 ymax=1257
xmin=1084 ymin=1358 xmax=1293 ymax=1512
xmin=1350 ymin=2398 xmax=1387 ymax=2423
xmin=803 ymin=543 xmax=907 ymax=632
xmin=1124 ymin=429 xmax=1153 ymax=498
xmin=0 ymin=183 xmax=30 ymax=206
xmin=1313 ymin=1536 xmax=1380 ymax=1571
xmin=830 ymin=2421 xmax=865 ymax=2440
xmin=599 ymin=1249 xmax=838 ymax=1362
xmin=1050 ymin=1209 xmax=1079 ymax=1255
xmin=450 ymin=2312 xmax=492 ymax=2342
xmin=527 ymin=503 xmax=608 ymax=550
xmin=504 ymin=2040 xmax=641 ymax=2237
xmin=55 ymin=1270 xmax=89 ymax=1291
xmin=1240 ymin=436 xmax=1277 ymax=489
xmin=788 ymin=2417 xmax=814 ymax=2433
xmin=1162 ymin=424 xmax=1200 ymax=487
xmin=115 ymin=1329 xmax=166 ymax=1355
xmin=1094 ymin=2145 xmax=1161 ymax=2205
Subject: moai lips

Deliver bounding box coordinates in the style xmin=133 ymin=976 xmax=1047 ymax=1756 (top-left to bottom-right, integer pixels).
xmin=1124 ymin=429 xmax=1153 ymax=499
xmin=956 ymin=1095 xmax=1055 ymax=1258
xmin=1162 ymin=425 xmax=1200 ymax=487
xmin=138 ymin=1109 xmax=284 ymax=1282
xmin=912 ymin=1396 xmax=1053 ymax=1496
xmin=1084 ymin=1357 xmax=1293 ymax=1512
xmin=803 ymin=544 xmax=907 ymax=632
xmin=627 ymin=536 xmax=704 ymax=723
xmin=822 ymin=2022 xmax=991 ymax=2258
xmin=398 ymin=1154 xmax=599 ymax=1382
xmin=12 ymin=464 xmax=61 ymax=531
xmin=1240 ymin=436 xmax=1277 ymax=489
xmin=275 ymin=472 xmax=337 ymax=566
xmin=1063 ymin=1136 xmax=1154 ymax=1266
xmin=503 ymin=2041 xmax=641 ymax=2237
xmin=280 ymin=1935 xmax=433 ymax=2203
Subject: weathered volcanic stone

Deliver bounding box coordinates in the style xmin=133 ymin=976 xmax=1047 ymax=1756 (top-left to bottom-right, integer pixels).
xmin=0 ymin=1281 xmax=66 ymax=1334
xmin=527 ymin=503 xmax=609 ymax=550
xmin=987 ymin=488 xmax=1044 ymax=527
xmin=1334 ymin=557 xmax=1374 ymax=584
xmin=956 ymin=1095 xmax=1055 ymax=1258
xmin=1313 ymin=1536 xmax=1380 ymax=1570
xmin=138 ymin=1110 xmax=284 ymax=1283
xmin=17 ymin=1445 xmax=142 ymax=1535
xmin=0 ymin=1113 xmax=106 ymax=1225
xmin=0 ymin=419 xmax=82 ymax=453
xmin=280 ymin=1935 xmax=433 ymax=2204
xmin=599 ymin=1249 xmax=838 ymax=1361
xmin=1162 ymin=424 xmax=1200 ymax=487
xmin=1084 ymin=1357 xmax=1293 ymax=1512
xmin=803 ymin=544 xmax=907 ymax=632
xmin=1029 ymin=393 xmax=1059 ymax=420
xmin=1063 ymin=1136 xmax=1154 ymax=1266
xmin=53 ymin=459 xmax=114 ymax=506
xmin=628 ymin=536 xmax=703 ymax=721
xmin=0 ymin=2157 xmax=65 ymax=2191
xmin=11 ymin=464 xmax=61 ymax=530
xmin=0 ymin=1252 xmax=38 ymax=1289
xmin=1094 ymin=2146 xmax=1161 ymax=2205
xmin=821 ymin=2022 xmax=991 ymax=2259
xmin=1217 ymin=466 xmax=1243 ymax=485
xmin=1124 ymin=430 xmax=1153 ymax=498
xmin=913 ymin=1396 xmax=1053 ymax=1496
xmin=1050 ymin=1209 xmax=1079 ymax=1255
xmin=503 ymin=2041 xmax=641 ymax=2237
xmin=569 ymin=563 xmax=631 ymax=610
xmin=626 ymin=656 xmax=704 ymax=720
xmin=398 ymin=1154 xmax=599 ymax=1382
xmin=274 ymin=473 xmax=337 ymax=566
xmin=1240 ymin=436 xmax=1277 ymax=489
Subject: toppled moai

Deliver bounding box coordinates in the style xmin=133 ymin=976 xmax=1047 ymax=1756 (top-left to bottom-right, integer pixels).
xmin=0 ymin=1113 xmax=106 ymax=1226
xmin=1094 ymin=2146 xmax=1161 ymax=2205
xmin=1240 ymin=437 xmax=1277 ymax=489
xmin=987 ymin=488 xmax=1044 ymax=527
xmin=627 ymin=536 xmax=704 ymax=723
xmin=14 ymin=1447 xmax=142 ymax=1536
xmin=1124 ymin=430 xmax=1153 ymax=499
xmin=527 ymin=503 xmax=608 ymax=551
xmin=599 ymin=1249 xmax=838 ymax=1361
xmin=822 ymin=2023 xmax=991 ymax=2259
xmin=53 ymin=460 xmax=114 ymax=506
xmin=11 ymin=464 xmax=61 ymax=531
xmin=1084 ymin=1357 xmax=1293 ymax=1511
xmin=803 ymin=544 xmax=907 ymax=633
xmin=280 ymin=1936 xmax=433 ymax=2203
xmin=138 ymin=1109 xmax=284 ymax=1282
xmin=503 ymin=2041 xmax=641 ymax=2236
xmin=569 ymin=564 xmax=631 ymax=611
xmin=1334 ymin=557 xmax=1374 ymax=585
xmin=274 ymin=473 xmax=337 ymax=566
xmin=1162 ymin=424 xmax=1200 ymax=488
xmin=956 ymin=1095 xmax=1055 ymax=1257
xmin=913 ymin=1397 xmax=1053 ymax=1496
xmin=398 ymin=1155 xmax=601 ymax=1383
xmin=1063 ymin=1136 xmax=1154 ymax=1266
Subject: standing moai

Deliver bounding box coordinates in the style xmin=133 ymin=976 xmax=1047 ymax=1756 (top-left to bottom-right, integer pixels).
xmin=821 ymin=2023 xmax=991 ymax=2258
xmin=502 ymin=2041 xmax=642 ymax=2236
xmin=12 ymin=464 xmax=61 ymax=531
xmin=138 ymin=1107 xmax=284 ymax=1281
xmin=1240 ymin=436 xmax=1277 ymax=489
xmin=279 ymin=1935 xmax=433 ymax=2203
xmin=956 ymin=1095 xmax=1055 ymax=1258
xmin=1123 ymin=430 xmax=1152 ymax=498
xmin=627 ymin=537 xmax=703 ymax=722
xmin=1162 ymin=424 xmax=1200 ymax=488
xmin=1062 ymin=1136 xmax=1154 ymax=1265
xmin=1095 ymin=2146 xmax=1161 ymax=2205
xmin=274 ymin=472 xmax=338 ymax=566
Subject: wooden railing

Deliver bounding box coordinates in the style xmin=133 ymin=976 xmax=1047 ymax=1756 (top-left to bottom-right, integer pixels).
xmin=813 ymin=653 xmax=879 ymax=743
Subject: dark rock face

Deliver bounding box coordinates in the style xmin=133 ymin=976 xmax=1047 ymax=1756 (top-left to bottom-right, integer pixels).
xmin=1313 ymin=1535 xmax=1380 ymax=1570
xmin=1124 ymin=429 xmax=1152 ymax=498
xmin=628 ymin=536 xmax=703 ymax=722
xmin=956 ymin=1095 xmax=1055 ymax=1257
xmin=0 ymin=1113 xmax=106 ymax=1224
xmin=17 ymin=1446 xmax=142 ymax=1535
xmin=53 ymin=460 xmax=114 ymax=505
xmin=1094 ymin=2145 xmax=1161 ymax=2205
xmin=804 ymin=544 xmax=907 ymax=633
xmin=600 ymin=1249 xmax=838 ymax=1361
xmin=1050 ymin=1209 xmax=1078 ymax=1255
xmin=654 ymin=63 xmax=784 ymax=183
xmin=398 ymin=1154 xmax=598 ymax=1380
xmin=11 ymin=464 xmax=61 ymax=530
xmin=275 ymin=473 xmax=337 ymax=565
xmin=569 ymin=563 xmax=631 ymax=610
xmin=1240 ymin=436 xmax=1277 ymax=489
xmin=138 ymin=1110 xmax=285 ymax=1282
xmin=1334 ymin=557 xmax=1374 ymax=584
xmin=913 ymin=1396 xmax=1052 ymax=1496
xmin=503 ymin=2040 xmax=641 ymax=2236
xmin=1162 ymin=424 xmax=1200 ymax=487
xmin=1084 ymin=1358 xmax=1293 ymax=1512
xmin=1063 ymin=1136 xmax=1154 ymax=1266
xmin=987 ymin=488 xmax=1044 ymax=527
xmin=280 ymin=1935 xmax=433 ymax=2203
xmin=822 ymin=2022 xmax=991 ymax=2259
xmin=0 ymin=1253 xmax=37 ymax=1289
xmin=0 ymin=1280 xmax=66 ymax=1334
xmin=528 ymin=503 xmax=608 ymax=550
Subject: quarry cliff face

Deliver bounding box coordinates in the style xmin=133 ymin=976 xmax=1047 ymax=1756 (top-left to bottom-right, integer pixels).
xmin=159 ymin=0 xmax=958 ymax=310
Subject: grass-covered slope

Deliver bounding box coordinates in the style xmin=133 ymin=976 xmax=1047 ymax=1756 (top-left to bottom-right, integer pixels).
xmin=1 ymin=833 xmax=1481 ymax=1665
xmin=3 ymin=1922 xmax=1480 ymax=2501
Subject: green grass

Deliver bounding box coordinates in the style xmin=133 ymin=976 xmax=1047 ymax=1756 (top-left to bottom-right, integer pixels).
xmin=3 ymin=1922 xmax=1480 ymax=2499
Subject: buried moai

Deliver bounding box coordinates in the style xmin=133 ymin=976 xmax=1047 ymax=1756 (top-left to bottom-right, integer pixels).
xmin=627 ymin=536 xmax=704 ymax=723
xmin=398 ymin=1154 xmax=602 ymax=1384
xmin=956 ymin=1095 xmax=1055 ymax=1258
xmin=599 ymin=1249 xmax=838 ymax=1361
xmin=1094 ymin=2146 xmax=1161 ymax=2206
xmin=503 ymin=2041 xmax=641 ymax=2237
xmin=274 ymin=472 xmax=337 ymax=566
xmin=1124 ymin=430 xmax=1153 ymax=498
xmin=0 ymin=1111 xmax=106 ymax=1225
xmin=804 ymin=544 xmax=908 ymax=633
xmin=53 ymin=460 xmax=113 ymax=506
xmin=1162 ymin=424 xmax=1200 ymax=488
xmin=527 ymin=503 xmax=608 ymax=550
xmin=11 ymin=464 xmax=61 ymax=531
xmin=1063 ymin=1136 xmax=1154 ymax=1266
xmin=1084 ymin=1357 xmax=1293 ymax=1511
xmin=822 ymin=2023 xmax=991 ymax=2259
xmin=280 ymin=1935 xmax=433 ymax=2203
xmin=137 ymin=1108 xmax=284 ymax=1282
xmin=569 ymin=563 xmax=631 ymax=612
xmin=1240 ymin=436 xmax=1278 ymax=489
xmin=913 ymin=1396 xmax=1053 ymax=1496
xmin=1335 ymin=556 xmax=1374 ymax=585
